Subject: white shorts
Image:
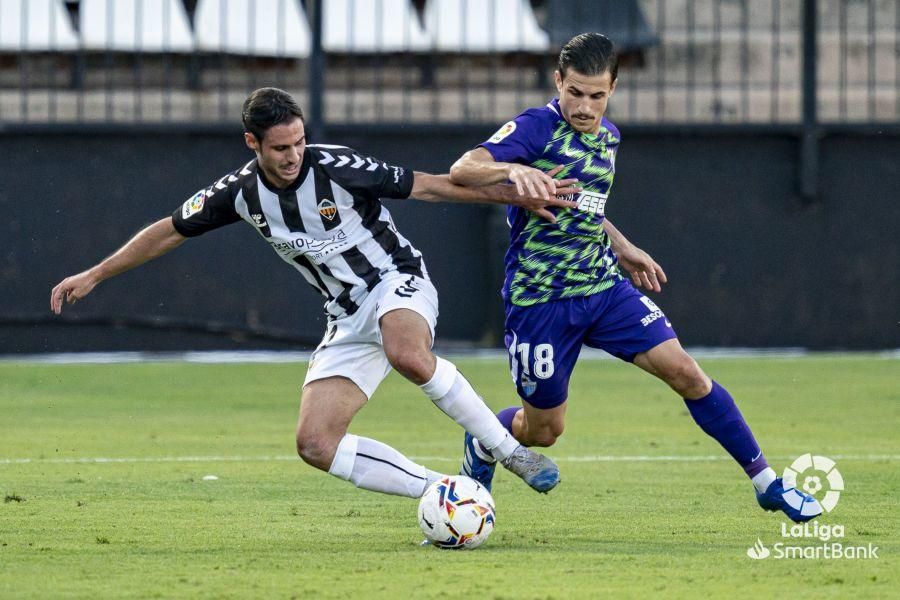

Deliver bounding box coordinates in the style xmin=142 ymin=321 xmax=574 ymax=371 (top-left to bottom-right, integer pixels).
xmin=303 ymin=274 xmax=439 ymax=398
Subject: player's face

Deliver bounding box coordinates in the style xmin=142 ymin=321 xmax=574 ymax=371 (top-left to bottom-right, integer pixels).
xmin=245 ymin=117 xmax=306 ymax=188
xmin=554 ymin=68 xmax=617 ymax=135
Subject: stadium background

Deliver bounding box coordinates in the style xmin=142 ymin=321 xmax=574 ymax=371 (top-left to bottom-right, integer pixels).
xmin=2 ymin=0 xmax=898 ymax=353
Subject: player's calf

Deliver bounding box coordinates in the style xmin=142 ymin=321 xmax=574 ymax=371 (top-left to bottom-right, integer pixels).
xmin=506 ymin=405 xmax=565 ymax=448
xmin=515 ymin=421 xmax=563 ymax=447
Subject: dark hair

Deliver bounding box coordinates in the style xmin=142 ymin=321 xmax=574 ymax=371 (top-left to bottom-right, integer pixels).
xmin=241 ymin=87 xmax=305 ymax=142
xmin=557 ymin=33 xmax=618 ymax=81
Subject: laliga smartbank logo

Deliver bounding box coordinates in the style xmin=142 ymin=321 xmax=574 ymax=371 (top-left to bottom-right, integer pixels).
xmin=783 ymin=453 xmax=843 ymax=512
xmin=747 ymin=538 xmax=770 ymax=559
xmin=746 ymin=454 xmax=879 ymax=560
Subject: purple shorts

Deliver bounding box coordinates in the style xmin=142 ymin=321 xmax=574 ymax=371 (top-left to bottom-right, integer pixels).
xmin=504 ymin=280 xmax=678 ymax=409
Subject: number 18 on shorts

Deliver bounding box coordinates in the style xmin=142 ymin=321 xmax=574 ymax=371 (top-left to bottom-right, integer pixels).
xmin=504 ymin=282 xmax=678 ymax=409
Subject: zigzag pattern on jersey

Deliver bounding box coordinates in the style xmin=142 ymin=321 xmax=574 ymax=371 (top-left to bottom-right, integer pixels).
xmin=533 ymin=122 xmax=618 ymax=192
xmin=509 ymin=224 xmax=619 ymax=305
xmin=312 ymin=146 xmax=387 ymax=172
xmin=508 ymin=122 xmax=622 ymax=307
xmin=201 ymin=159 xmax=255 ymax=204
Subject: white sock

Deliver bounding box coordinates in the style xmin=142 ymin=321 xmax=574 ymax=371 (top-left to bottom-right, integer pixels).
xmin=420 ymin=357 xmax=519 ymax=461
xmin=752 ymin=467 xmax=778 ymax=493
xmin=424 ymin=470 xmax=444 ymax=489
xmin=470 ymin=437 xmax=497 ymax=464
xmin=328 ymin=434 xmax=441 ymax=498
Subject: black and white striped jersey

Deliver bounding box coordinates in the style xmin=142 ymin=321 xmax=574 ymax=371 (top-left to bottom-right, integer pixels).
xmin=171 ymin=144 xmax=426 ymax=321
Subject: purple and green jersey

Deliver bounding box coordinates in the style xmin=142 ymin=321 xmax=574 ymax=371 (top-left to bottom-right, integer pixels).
xmin=480 ymin=98 xmax=623 ymax=307
xmin=480 ymin=101 xmax=769 ymax=489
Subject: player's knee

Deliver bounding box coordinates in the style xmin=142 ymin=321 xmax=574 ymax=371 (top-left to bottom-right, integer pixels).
xmin=664 ymin=356 xmax=710 ymax=398
xmin=385 ymin=347 xmax=432 ymax=385
xmin=295 ymin=431 xmax=335 ymax=471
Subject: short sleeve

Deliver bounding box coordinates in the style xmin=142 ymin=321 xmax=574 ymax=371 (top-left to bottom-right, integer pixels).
xmin=171 ymin=177 xmax=241 ymax=237
xmin=311 ymin=146 xmax=414 ymax=200
xmin=479 ymin=110 xmax=549 ymax=165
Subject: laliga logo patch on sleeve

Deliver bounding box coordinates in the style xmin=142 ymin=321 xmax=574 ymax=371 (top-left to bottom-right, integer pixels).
xmin=488 ymin=121 xmax=516 ymax=143
xmin=182 ymin=191 xmax=206 ymax=219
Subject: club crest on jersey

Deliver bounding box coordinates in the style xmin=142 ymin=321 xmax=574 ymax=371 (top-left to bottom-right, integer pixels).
xmin=520 ymin=372 xmax=537 ymax=397
xmin=318 ymin=198 xmax=337 ymax=220
xmin=182 ymin=191 xmax=205 ymax=219
xmin=489 ymin=121 xmax=516 ymax=143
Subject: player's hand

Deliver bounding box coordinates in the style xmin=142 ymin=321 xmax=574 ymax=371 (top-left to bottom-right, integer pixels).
xmin=507 ymin=163 xmax=565 ymax=201
xmin=545 ymin=164 xmax=581 ymax=197
xmin=502 ymin=164 xmax=581 ymax=223
xmin=615 ymin=243 xmax=668 ymax=293
xmin=496 ymin=184 xmax=578 ymax=223
xmin=50 ymin=270 xmax=98 ymax=314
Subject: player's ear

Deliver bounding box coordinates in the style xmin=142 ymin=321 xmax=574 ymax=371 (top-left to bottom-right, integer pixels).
xmin=554 ymin=70 xmax=563 ymax=93
xmin=609 ymin=77 xmax=618 ymax=95
xmin=244 ymin=131 xmax=260 ymax=152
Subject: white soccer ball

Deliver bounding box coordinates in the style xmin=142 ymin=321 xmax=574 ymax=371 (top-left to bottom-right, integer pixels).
xmin=418 ymin=475 xmax=496 ymax=549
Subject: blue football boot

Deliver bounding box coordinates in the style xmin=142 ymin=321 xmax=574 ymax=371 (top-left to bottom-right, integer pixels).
xmin=756 ymin=477 xmax=823 ymax=522
xmin=500 ymin=445 xmax=560 ymax=493
xmin=460 ymin=432 xmax=497 ymax=492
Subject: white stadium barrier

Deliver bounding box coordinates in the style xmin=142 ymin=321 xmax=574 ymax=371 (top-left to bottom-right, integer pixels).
xmin=79 ymin=0 xmax=195 ymax=52
xmin=324 ymin=0 xmax=432 ymax=53
xmin=423 ymin=0 xmax=550 ymax=52
xmin=0 ymin=0 xmax=78 ymax=51
xmin=194 ymin=0 xmax=310 ymax=57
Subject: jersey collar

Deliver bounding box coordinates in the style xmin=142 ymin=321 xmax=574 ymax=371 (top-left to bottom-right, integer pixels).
xmin=548 ymin=98 xmax=562 ymax=117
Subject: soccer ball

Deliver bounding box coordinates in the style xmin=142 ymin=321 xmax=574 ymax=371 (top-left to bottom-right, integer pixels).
xmin=418 ymin=475 xmax=496 ymax=549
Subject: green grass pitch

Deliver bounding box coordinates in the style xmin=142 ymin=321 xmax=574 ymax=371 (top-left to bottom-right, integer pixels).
xmin=1 ymin=355 xmax=897 ymax=598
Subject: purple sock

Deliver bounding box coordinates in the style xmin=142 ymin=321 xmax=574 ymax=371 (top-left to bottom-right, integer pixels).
xmin=478 ymin=407 xmax=521 ymax=456
xmin=496 ymin=406 xmax=520 ymax=435
xmin=685 ymin=381 xmax=769 ymax=478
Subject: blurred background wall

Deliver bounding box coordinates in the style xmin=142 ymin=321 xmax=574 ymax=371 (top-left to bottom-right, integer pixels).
xmin=2 ymin=0 xmax=898 ymax=352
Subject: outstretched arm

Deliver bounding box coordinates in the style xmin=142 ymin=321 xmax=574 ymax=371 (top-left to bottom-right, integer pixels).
xmin=50 ymin=217 xmax=187 ymax=314
xmin=450 ymin=147 xmax=563 ymax=201
xmin=603 ymin=219 xmax=668 ymax=293
xmin=410 ymin=171 xmax=578 ymax=223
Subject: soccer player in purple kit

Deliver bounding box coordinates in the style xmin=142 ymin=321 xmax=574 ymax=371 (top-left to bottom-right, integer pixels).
xmin=450 ymin=33 xmax=822 ymax=522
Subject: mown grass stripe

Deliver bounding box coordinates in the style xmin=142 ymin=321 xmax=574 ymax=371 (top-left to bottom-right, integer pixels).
xmin=2 ymin=454 xmax=897 ymax=465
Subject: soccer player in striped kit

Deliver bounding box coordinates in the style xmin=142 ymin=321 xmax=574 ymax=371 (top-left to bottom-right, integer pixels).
xmin=450 ymin=33 xmax=822 ymax=523
xmin=50 ymin=88 xmax=574 ymax=501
